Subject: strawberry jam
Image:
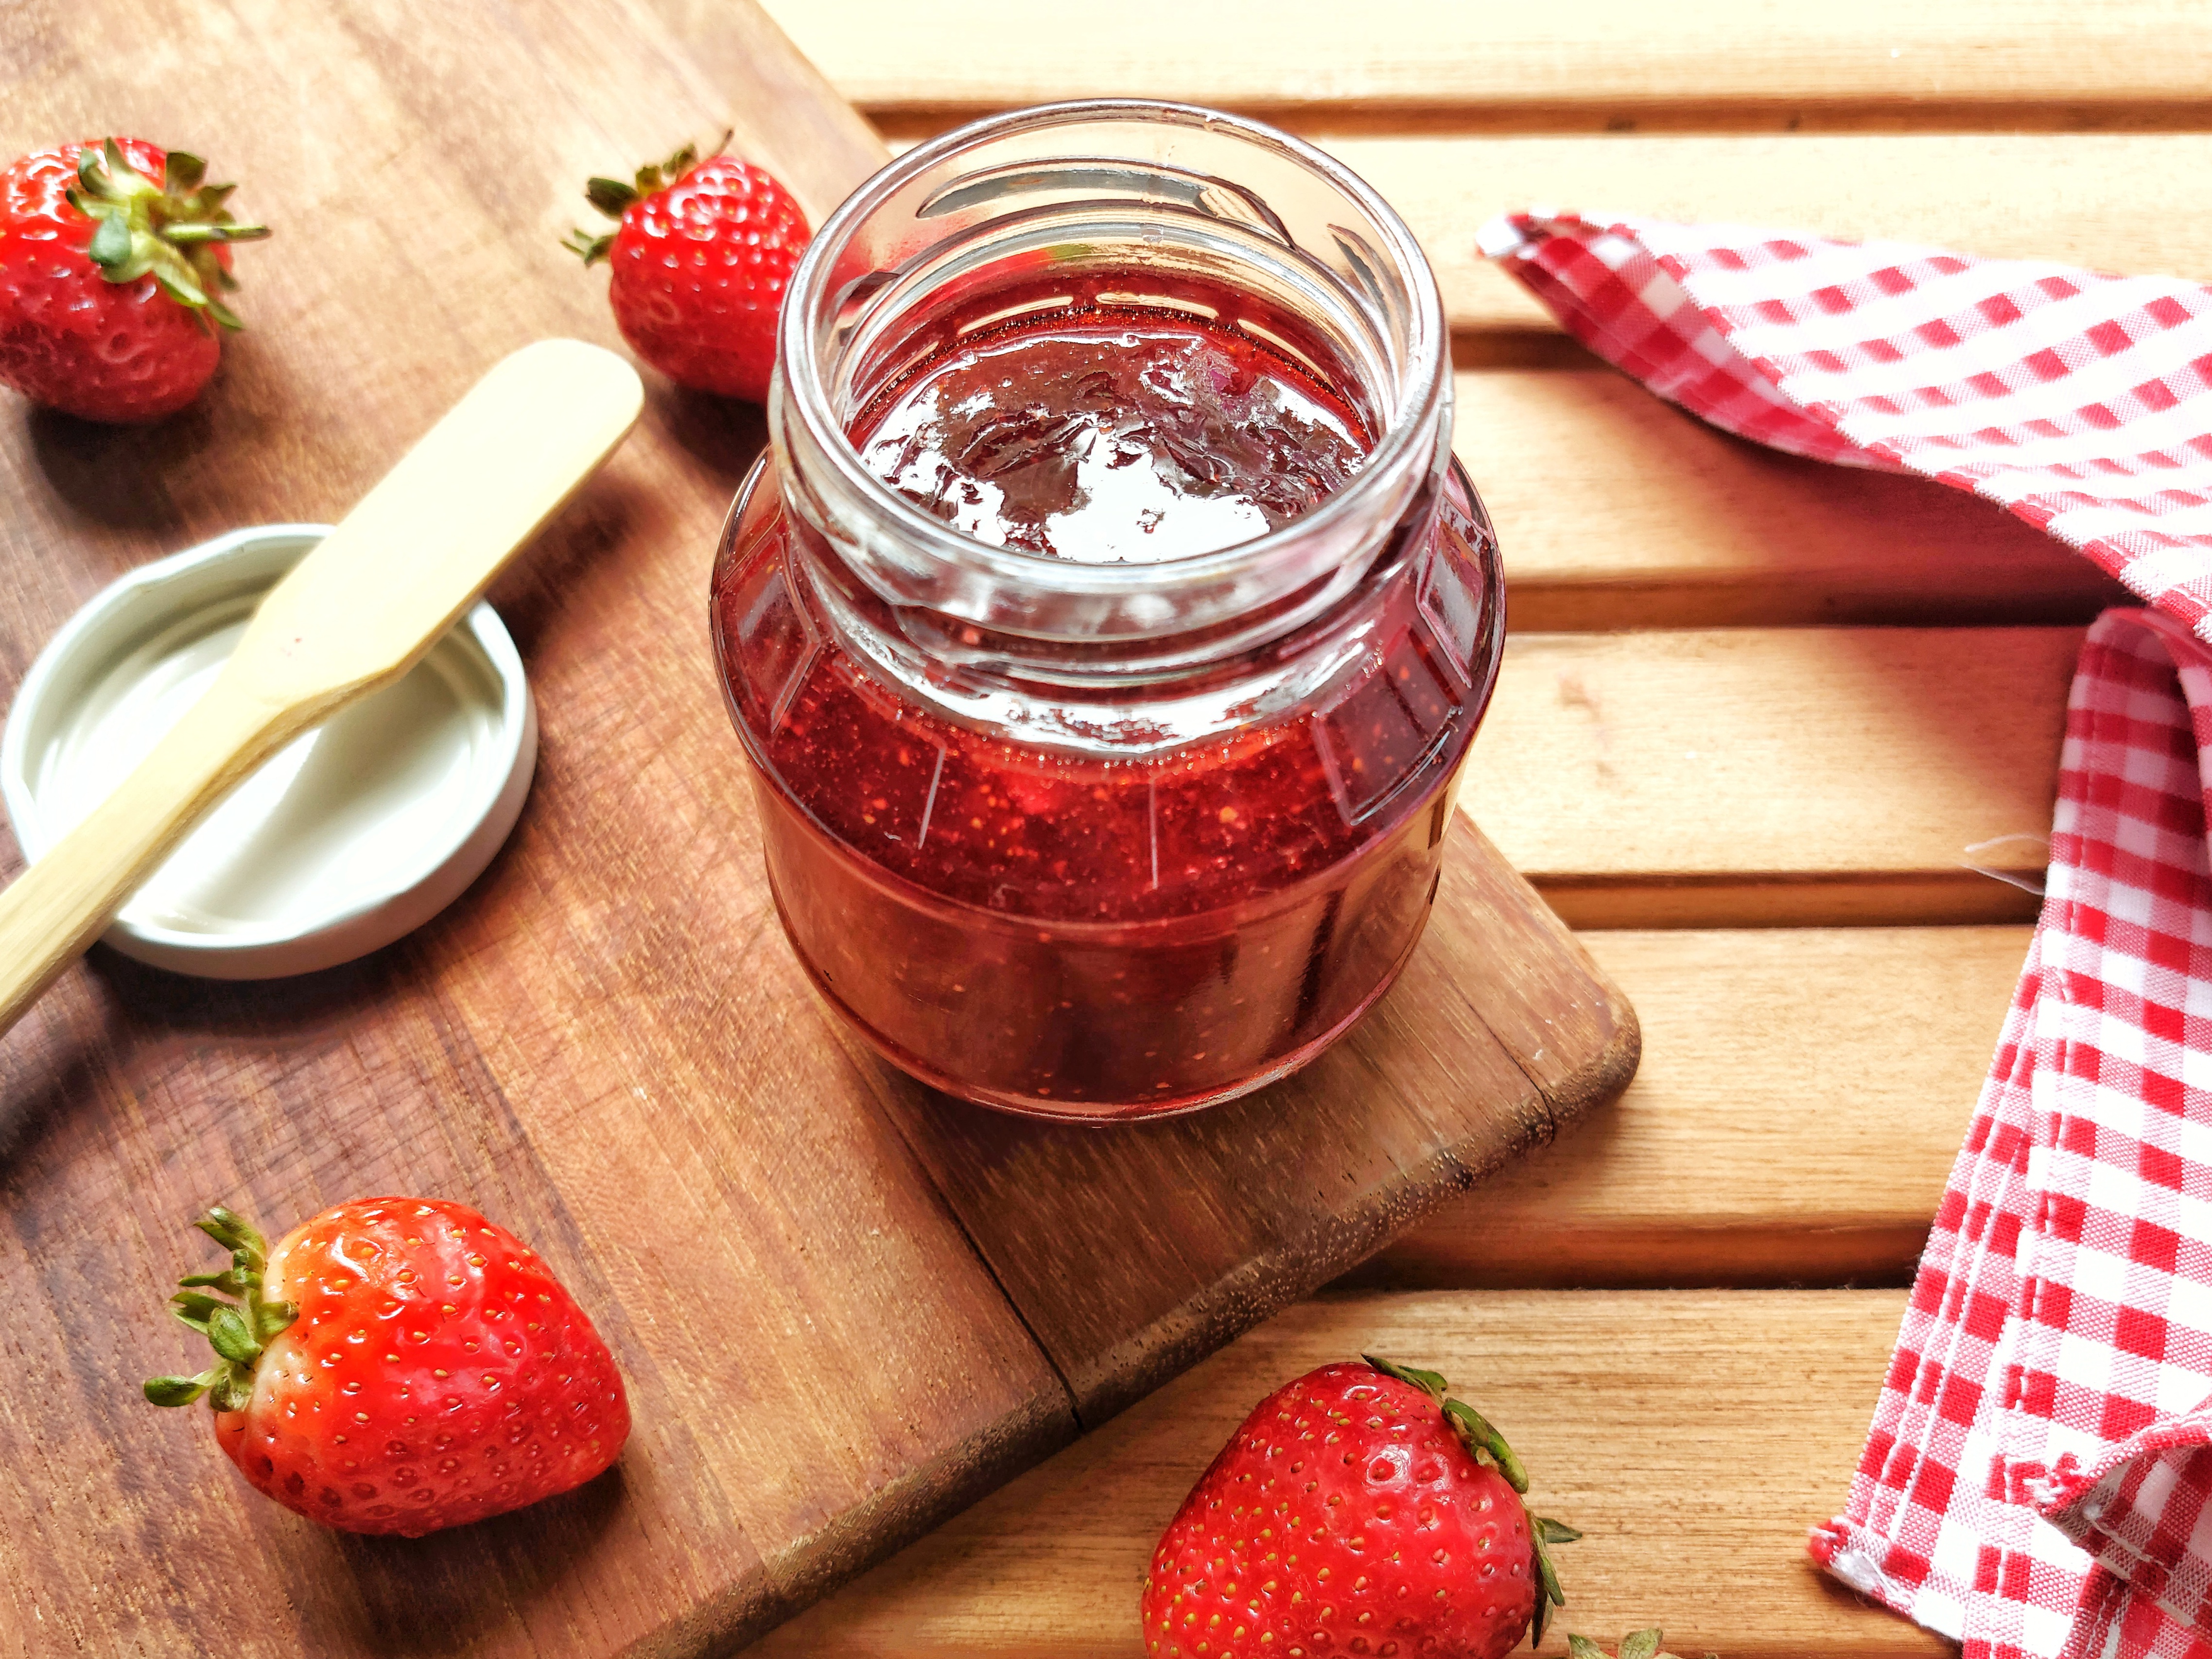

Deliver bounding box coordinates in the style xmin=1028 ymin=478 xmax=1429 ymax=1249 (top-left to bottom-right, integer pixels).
xmin=853 ymin=310 xmax=1370 ymax=564
xmin=714 ymin=298 xmax=1498 ymax=1119
xmin=712 ymin=103 xmax=1501 ymax=1119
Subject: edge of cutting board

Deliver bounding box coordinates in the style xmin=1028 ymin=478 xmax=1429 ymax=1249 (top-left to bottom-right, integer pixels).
xmin=853 ymin=814 xmax=1641 ymax=1433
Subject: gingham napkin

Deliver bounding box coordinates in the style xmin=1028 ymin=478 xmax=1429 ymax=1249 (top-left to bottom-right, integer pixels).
xmin=1480 ymin=212 xmax=2212 ymax=1659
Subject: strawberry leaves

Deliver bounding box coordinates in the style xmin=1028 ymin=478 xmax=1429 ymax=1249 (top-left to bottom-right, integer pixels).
xmin=1443 ymin=1396 xmax=1531 ymax=1491
xmin=584 ymin=176 xmax=644 ymax=218
xmin=143 ymin=1206 xmax=297 ymax=1412
xmin=204 ymin=1303 xmax=261 ymax=1365
xmin=67 ymin=139 xmax=268 ymax=329
xmin=1364 ymin=1353 xmax=1579 ymax=1645
xmin=1529 ymin=1515 xmax=1583 ymax=1643
xmin=563 ymin=131 xmax=732 ymax=267
xmin=559 ymin=228 xmax=617 ymax=267
xmin=1567 ymin=1629 xmax=1717 ymax=1659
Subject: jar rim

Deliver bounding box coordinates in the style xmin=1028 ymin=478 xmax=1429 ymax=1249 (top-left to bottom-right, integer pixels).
xmin=775 ymin=98 xmax=1450 ymax=603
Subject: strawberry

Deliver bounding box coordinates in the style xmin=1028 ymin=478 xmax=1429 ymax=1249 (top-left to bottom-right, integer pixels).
xmin=0 ymin=138 xmax=268 ymax=423
xmin=144 ymin=1199 xmax=629 ymax=1538
xmin=565 ymin=136 xmax=809 ymax=403
xmin=1141 ymin=1356 xmax=1580 ymax=1659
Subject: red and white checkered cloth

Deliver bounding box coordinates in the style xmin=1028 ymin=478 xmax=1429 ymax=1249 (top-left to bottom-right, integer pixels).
xmin=1480 ymin=212 xmax=2212 ymax=1659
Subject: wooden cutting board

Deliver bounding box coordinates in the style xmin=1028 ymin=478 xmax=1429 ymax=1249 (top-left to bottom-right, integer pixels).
xmin=0 ymin=2 xmax=1637 ymax=1654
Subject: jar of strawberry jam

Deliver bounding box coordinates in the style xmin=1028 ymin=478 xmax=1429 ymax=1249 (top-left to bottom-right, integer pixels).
xmin=711 ymin=103 xmax=1503 ymax=1121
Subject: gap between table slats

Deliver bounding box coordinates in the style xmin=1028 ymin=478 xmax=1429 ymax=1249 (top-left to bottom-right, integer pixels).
xmin=1456 ymin=368 xmax=2126 ymax=629
xmin=1463 ymin=626 xmax=2075 ymax=928
xmin=1346 ymin=926 xmax=2017 ymax=1289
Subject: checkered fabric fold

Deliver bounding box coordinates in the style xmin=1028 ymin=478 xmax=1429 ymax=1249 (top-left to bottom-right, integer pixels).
xmin=1478 ymin=212 xmax=2212 ymax=638
xmin=2038 ymin=1403 xmax=2212 ymax=1649
xmin=1811 ymin=606 xmax=2212 ymax=1659
xmin=1480 ymin=213 xmax=2212 ymax=1658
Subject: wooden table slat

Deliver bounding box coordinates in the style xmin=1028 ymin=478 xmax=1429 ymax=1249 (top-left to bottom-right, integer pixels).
xmin=1458 ymin=368 xmax=2125 ymax=630
xmin=1347 ymin=927 xmax=2015 ymax=1289
xmin=766 ymin=0 xmax=2212 ymax=121
xmin=1335 ymin=134 xmax=2212 ymax=337
xmin=1464 ymin=626 xmax=2077 ymax=928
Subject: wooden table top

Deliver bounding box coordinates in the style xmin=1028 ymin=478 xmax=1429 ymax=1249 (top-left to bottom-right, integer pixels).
xmin=740 ymin=2 xmax=2176 ymax=1654
xmin=6 ymin=0 xmax=2177 ymax=1653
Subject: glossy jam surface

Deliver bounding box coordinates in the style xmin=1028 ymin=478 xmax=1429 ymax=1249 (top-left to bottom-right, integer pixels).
xmin=853 ymin=310 xmax=1370 ymax=564
xmin=713 ymin=296 xmax=1499 ymax=1119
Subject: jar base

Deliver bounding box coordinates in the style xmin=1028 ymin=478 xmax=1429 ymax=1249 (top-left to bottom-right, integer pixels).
xmin=779 ymin=893 xmax=1438 ymax=1124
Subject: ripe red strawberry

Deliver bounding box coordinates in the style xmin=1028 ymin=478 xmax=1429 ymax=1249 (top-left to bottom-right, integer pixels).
xmin=0 ymin=138 xmax=268 ymax=422
xmin=565 ymin=136 xmax=809 ymax=403
xmin=145 ymin=1198 xmax=629 ymax=1537
xmin=1141 ymin=1356 xmax=1579 ymax=1659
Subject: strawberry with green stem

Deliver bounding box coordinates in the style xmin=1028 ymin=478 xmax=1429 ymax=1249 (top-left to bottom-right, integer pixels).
xmin=147 ymin=1197 xmax=629 ymax=1537
xmin=0 ymin=138 xmax=269 ymax=422
xmin=144 ymin=1206 xmax=297 ymax=1412
xmin=1367 ymin=1355 xmax=1583 ymax=1646
xmin=564 ymin=134 xmax=809 ymax=403
xmin=1143 ymin=1353 xmax=1581 ymax=1659
xmin=70 ymin=139 xmax=265 ymax=328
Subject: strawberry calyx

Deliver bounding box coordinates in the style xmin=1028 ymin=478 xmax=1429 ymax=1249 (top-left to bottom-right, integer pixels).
xmin=142 ymin=1206 xmax=297 ymax=1413
xmin=1365 ymin=1353 xmax=1582 ymax=1646
xmin=67 ymin=140 xmax=269 ymax=331
xmin=1567 ymin=1629 xmax=1717 ymax=1659
xmin=561 ymin=130 xmax=733 ymax=267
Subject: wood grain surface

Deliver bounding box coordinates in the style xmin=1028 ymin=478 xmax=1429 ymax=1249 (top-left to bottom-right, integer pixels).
xmin=1459 ymin=370 xmax=2125 ymax=630
xmin=1328 ymin=135 xmax=2212 ymax=336
xmin=0 ymin=2 xmax=1634 ymax=1656
xmin=765 ymin=0 xmax=2212 ymax=126
xmin=1463 ymin=627 xmax=2078 ymax=927
xmin=756 ymin=1289 xmax=1946 ymax=1659
xmin=1349 ymin=928 xmax=2024 ymax=1289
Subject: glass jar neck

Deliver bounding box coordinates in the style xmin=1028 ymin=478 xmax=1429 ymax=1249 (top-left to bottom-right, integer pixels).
xmin=767 ymin=100 xmax=1451 ymax=687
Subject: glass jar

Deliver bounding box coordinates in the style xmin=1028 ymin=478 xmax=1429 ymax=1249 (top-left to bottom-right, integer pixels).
xmin=710 ymin=101 xmax=1504 ymax=1122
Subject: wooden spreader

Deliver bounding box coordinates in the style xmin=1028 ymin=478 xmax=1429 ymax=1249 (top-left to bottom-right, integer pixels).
xmin=0 ymin=2 xmax=1632 ymax=1655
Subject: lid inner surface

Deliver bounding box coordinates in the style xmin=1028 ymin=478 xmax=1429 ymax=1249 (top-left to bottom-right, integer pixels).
xmin=28 ymin=593 xmax=506 ymax=937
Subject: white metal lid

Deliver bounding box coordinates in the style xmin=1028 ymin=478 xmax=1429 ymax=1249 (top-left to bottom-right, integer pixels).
xmin=0 ymin=524 xmax=538 ymax=979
